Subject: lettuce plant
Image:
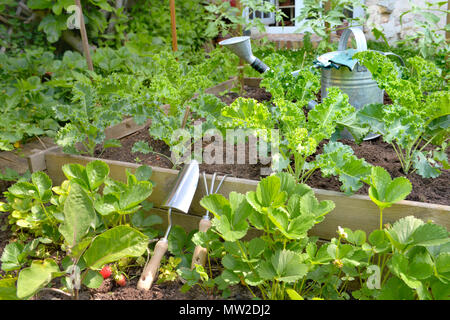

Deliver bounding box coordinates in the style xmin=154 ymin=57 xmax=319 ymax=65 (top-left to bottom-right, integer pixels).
xmin=354 ymin=51 xmax=449 ymax=178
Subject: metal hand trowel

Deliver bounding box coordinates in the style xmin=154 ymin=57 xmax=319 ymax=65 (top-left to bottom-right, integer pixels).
xmin=137 ymin=160 xmax=200 ymax=290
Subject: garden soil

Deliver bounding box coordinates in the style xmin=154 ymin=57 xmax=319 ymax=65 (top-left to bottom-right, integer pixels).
xmin=32 ymin=272 xmax=253 ymax=301
xmin=95 ymin=85 xmax=450 ymax=206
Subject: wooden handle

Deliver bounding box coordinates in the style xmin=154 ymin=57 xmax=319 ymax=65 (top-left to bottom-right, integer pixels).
xmin=137 ymin=239 xmax=168 ymax=290
xmin=190 ymin=218 xmax=211 ymax=269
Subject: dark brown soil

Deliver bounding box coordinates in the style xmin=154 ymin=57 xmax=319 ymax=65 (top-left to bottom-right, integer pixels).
xmin=33 ymin=275 xmax=252 ymax=301
xmin=95 ymin=86 xmax=449 ymax=206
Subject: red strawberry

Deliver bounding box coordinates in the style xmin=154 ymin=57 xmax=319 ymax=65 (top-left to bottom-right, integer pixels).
xmin=222 ymin=0 xmax=237 ymax=7
xmin=115 ymin=274 xmax=126 ymax=287
xmin=100 ymin=265 xmax=112 ymax=279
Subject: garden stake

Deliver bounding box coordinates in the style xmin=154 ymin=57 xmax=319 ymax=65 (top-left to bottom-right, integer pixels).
xmin=137 ymin=160 xmax=199 ymax=290
xmin=169 ymin=0 xmax=178 ymax=52
xmin=191 ymin=172 xmax=229 ymax=269
xmin=74 ymin=0 xmax=93 ymax=71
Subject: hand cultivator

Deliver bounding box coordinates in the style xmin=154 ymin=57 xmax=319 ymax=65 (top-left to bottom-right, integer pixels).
xmin=137 ymin=160 xmax=200 ymax=290
xmin=191 ymin=172 xmax=229 ymax=269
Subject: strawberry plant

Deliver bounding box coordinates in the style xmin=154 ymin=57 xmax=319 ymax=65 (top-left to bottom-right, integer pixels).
xmin=344 ymin=215 xmax=450 ymax=300
xmin=0 ymin=160 xmax=160 ymax=243
xmin=1 ymin=189 xmax=149 ymax=300
xmin=364 ymin=166 xmax=412 ymax=230
xmin=180 ymin=173 xmax=336 ymax=299
xmin=354 ymin=51 xmax=449 ymax=178
xmin=0 ymin=160 xmax=161 ymax=300
xmin=328 ymin=168 xmax=448 ymax=300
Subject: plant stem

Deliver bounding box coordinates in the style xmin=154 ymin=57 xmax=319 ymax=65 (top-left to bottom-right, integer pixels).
xmin=236 ymin=240 xmax=268 ymax=299
xmin=40 ymin=202 xmax=57 ymax=226
xmin=302 ymin=166 xmax=318 ymax=184
xmin=379 ymin=207 xmax=384 ymax=230
xmin=391 ymin=143 xmax=407 ymax=173
xmin=38 ymin=287 xmax=72 ymax=298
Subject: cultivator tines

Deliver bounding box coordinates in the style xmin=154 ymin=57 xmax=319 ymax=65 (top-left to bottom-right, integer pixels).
xmin=191 ymin=172 xmax=229 ymax=270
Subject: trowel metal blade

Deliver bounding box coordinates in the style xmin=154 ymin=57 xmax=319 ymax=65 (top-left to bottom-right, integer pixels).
xmin=161 ymin=160 xmax=200 ymax=214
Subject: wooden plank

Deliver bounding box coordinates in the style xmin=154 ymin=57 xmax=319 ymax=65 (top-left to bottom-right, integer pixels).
xmin=204 ymin=78 xmax=237 ymax=95
xmin=104 ymin=117 xmax=151 ymax=140
xmin=0 ymin=152 xmax=28 ymax=173
xmin=0 ymin=158 xmax=24 ymax=172
xmin=243 ymin=77 xmax=262 ymax=87
xmin=27 ymin=146 xmax=61 ymax=173
xmin=44 ymin=152 xmax=450 ymax=241
xmin=25 ymin=116 xmax=160 ymax=173
xmin=149 ymin=207 xmax=201 ymax=236
xmin=0 ymin=136 xmax=56 ymax=173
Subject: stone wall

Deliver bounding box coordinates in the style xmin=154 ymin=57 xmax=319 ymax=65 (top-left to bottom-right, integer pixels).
xmin=364 ymin=0 xmax=448 ymax=44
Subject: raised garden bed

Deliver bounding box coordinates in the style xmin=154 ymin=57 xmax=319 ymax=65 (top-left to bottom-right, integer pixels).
xmin=0 ymin=80 xmax=450 ymax=300
xmin=27 ymin=78 xmax=450 ymax=241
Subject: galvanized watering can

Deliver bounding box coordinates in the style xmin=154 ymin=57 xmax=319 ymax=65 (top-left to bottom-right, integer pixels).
xmin=315 ymin=27 xmax=404 ymax=140
xmin=220 ymin=28 xmax=404 ymax=141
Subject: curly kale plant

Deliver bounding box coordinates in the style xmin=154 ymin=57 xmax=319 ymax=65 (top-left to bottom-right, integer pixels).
xmin=354 ymin=51 xmax=449 ymax=178
xmin=130 ymin=48 xmax=236 ymax=167
xmin=220 ymin=54 xmax=372 ymax=194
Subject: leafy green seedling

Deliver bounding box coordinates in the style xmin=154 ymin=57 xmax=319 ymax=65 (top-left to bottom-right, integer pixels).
xmin=355 ymin=51 xmax=449 ymax=178
xmin=365 ymin=166 xmax=412 ymax=229
xmin=196 ymin=172 xmax=335 ymax=300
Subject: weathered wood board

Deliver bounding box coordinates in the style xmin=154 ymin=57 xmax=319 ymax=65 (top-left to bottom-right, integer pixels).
xmin=44 ymin=152 xmax=450 ymax=241
xmin=23 ymin=77 xmax=450 ymax=240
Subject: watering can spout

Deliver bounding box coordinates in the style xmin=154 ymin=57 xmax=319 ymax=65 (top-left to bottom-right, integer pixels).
xmin=219 ymin=36 xmax=269 ymax=73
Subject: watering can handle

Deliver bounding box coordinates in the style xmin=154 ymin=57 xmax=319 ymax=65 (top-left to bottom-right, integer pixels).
xmin=381 ymin=52 xmax=406 ymax=66
xmin=338 ymin=27 xmax=367 ymax=52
